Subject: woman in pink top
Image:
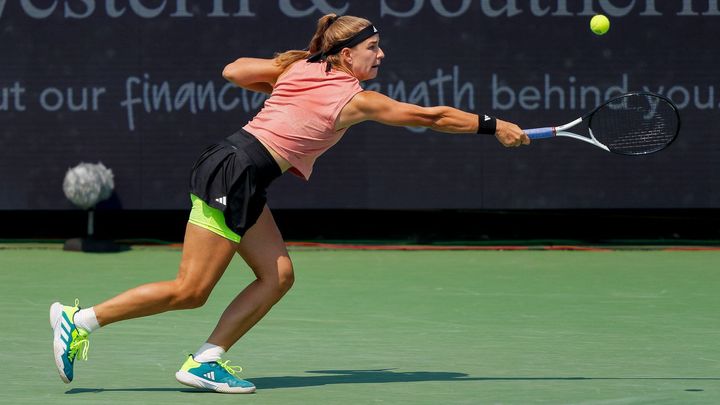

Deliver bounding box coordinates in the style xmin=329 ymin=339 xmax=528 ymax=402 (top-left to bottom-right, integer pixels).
xmin=49 ymin=14 xmax=529 ymax=393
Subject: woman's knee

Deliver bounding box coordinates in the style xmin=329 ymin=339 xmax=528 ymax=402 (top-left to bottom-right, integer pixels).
xmin=169 ymin=279 xmax=212 ymax=309
xmin=277 ymin=257 xmax=295 ymax=294
xmin=259 ymin=257 xmax=294 ymax=297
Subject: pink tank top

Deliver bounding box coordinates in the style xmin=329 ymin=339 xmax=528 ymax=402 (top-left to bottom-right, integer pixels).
xmin=243 ymin=60 xmax=363 ymax=180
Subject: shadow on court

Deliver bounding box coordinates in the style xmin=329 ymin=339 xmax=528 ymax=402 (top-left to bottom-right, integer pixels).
xmin=65 ymin=370 xmax=474 ymax=394
xmin=254 ymin=369 xmax=476 ymax=389
xmin=65 ymin=369 xmax=720 ymax=394
xmin=253 ymin=369 xmax=720 ymax=390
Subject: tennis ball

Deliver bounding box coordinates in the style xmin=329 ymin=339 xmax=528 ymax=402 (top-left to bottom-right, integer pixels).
xmin=590 ymin=14 xmax=610 ymax=35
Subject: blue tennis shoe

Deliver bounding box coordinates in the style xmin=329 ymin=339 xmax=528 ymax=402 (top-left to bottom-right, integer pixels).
xmin=50 ymin=299 xmax=90 ymax=383
xmin=175 ymin=355 xmax=256 ymax=394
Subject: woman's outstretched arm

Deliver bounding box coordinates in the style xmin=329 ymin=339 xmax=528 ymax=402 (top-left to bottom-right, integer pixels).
xmin=339 ymin=90 xmax=530 ymax=147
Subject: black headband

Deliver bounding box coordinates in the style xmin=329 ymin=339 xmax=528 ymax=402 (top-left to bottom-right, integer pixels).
xmin=307 ymin=24 xmax=379 ymax=63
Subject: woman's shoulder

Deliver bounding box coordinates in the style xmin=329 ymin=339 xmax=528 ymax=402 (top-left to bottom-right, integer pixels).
xmin=280 ymin=61 xmax=359 ymax=86
xmin=276 ymin=59 xmax=305 ymax=81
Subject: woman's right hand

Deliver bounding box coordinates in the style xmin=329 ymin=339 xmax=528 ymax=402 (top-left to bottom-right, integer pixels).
xmin=495 ymin=119 xmax=531 ymax=147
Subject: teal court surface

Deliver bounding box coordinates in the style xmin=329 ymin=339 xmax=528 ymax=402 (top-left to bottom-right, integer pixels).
xmin=1 ymin=244 xmax=718 ymax=404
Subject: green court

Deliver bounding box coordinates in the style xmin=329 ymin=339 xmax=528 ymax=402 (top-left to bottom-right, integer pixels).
xmin=2 ymin=246 xmax=719 ymax=404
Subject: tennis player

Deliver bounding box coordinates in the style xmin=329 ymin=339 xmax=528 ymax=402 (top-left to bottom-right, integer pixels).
xmin=50 ymin=14 xmax=529 ymax=394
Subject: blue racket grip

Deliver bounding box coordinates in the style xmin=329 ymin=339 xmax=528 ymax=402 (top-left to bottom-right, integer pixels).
xmin=524 ymin=127 xmax=555 ymax=139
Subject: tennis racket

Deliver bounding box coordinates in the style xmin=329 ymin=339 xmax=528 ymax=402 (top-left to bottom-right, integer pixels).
xmin=524 ymin=92 xmax=680 ymax=155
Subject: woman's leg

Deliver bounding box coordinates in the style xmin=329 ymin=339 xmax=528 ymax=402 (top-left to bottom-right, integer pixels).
xmin=205 ymin=205 xmax=294 ymax=350
xmin=93 ymin=223 xmax=238 ymax=326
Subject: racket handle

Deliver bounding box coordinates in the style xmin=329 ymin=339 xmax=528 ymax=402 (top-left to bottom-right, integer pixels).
xmin=524 ymin=127 xmax=555 ymax=139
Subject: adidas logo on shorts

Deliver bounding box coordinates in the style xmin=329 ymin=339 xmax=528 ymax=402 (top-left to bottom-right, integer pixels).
xmin=215 ymin=196 xmax=227 ymax=206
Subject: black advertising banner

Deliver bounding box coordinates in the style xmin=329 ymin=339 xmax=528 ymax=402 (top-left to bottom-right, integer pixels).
xmin=1 ymin=1 xmax=718 ymax=210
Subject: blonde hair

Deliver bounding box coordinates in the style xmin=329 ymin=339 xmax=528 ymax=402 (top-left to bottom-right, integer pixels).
xmin=275 ymin=14 xmax=372 ymax=71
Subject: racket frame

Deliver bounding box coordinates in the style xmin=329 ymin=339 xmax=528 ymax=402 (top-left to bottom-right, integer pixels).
xmin=524 ymin=92 xmax=680 ymax=155
xmin=554 ymin=117 xmax=610 ymax=152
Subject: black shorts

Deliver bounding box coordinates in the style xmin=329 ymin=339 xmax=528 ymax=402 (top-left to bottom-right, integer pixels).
xmin=189 ymin=129 xmax=282 ymax=237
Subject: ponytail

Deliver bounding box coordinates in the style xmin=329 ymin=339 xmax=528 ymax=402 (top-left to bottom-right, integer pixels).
xmin=274 ymin=14 xmax=372 ymax=71
xmin=274 ymin=14 xmax=338 ymax=69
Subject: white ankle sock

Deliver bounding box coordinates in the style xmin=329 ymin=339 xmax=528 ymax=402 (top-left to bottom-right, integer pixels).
xmin=73 ymin=307 xmax=100 ymax=333
xmin=193 ymin=343 xmax=225 ymax=363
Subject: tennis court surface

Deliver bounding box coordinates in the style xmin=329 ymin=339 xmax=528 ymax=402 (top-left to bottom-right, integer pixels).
xmin=2 ymin=244 xmax=718 ymax=404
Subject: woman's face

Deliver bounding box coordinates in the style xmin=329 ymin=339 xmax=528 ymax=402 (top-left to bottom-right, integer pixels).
xmin=344 ymin=34 xmax=384 ymax=81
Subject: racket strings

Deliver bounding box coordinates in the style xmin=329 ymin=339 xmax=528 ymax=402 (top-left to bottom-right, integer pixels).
xmin=590 ymin=95 xmax=679 ymax=155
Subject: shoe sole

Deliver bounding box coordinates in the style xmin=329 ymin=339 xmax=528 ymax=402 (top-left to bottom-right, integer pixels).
xmin=175 ymin=371 xmax=256 ymax=394
xmin=49 ymin=302 xmax=71 ymax=384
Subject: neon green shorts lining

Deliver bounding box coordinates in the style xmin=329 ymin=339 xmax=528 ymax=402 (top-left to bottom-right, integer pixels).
xmin=188 ymin=194 xmax=241 ymax=243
